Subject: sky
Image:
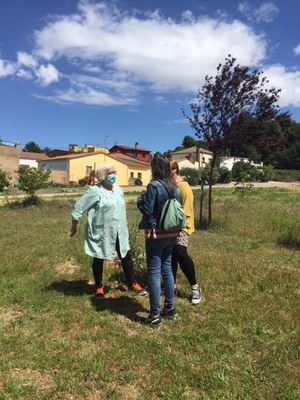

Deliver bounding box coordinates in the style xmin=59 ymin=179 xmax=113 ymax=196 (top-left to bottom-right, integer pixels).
xmin=0 ymin=0 xmax=300 ymax=154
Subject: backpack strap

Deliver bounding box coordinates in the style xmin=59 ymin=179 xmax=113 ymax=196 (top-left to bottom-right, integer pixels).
xmin=156 ymin=179 xmax=174 ymax=199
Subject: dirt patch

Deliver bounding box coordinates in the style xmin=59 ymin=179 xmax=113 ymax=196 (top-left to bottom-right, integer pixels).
xmin=3 ymin=368 xmax=56 ymax=393
xmin=55 ymin=258 xmax=80 ymax=274
xmin=0 ymin=307 xmax=23 ymax=326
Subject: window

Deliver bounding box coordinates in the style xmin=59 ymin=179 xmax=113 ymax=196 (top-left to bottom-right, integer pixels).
xmin=138 ymin=172 xmax=142 ymax=179
xmin=86 ymin=166 xmax=92 ymax=175
xmin=130 ymin=172 xmax=134 ymax=178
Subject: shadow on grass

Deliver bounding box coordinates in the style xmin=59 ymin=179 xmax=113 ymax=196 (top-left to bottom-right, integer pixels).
xmin=46 ymin=279 xmax=148 ymax=322
xmin=47 ymin=279 xmax=94 ymax=296
xmin=91 ymin=295 xmax=147 ymax=322
xmin=277 ymin=230 xmax=300 ymax=250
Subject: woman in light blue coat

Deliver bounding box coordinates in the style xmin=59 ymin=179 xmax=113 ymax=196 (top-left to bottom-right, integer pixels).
xmin=70 ymin=163 xmax=147 ymax=300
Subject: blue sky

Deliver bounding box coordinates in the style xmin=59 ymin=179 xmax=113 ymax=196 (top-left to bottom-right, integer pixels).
xmin=0 ymin=0 xmax=300 ymax=154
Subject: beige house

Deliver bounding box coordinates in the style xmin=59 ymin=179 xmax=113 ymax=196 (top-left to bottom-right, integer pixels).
xmin=0 ymin=142 xmax=20 ymax=186
xmin=38 ymin=151 xmax=151 ymax=186
xmin=170 ymin=146 xmax=213 ymax=168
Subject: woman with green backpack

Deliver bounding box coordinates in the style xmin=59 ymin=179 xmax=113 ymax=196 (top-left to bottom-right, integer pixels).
xmin=137 ymin=153 xmax=183 ymax=327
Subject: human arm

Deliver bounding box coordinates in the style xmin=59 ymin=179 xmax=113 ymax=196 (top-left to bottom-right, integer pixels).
xmin=137 ymin=183 xmax=158 ymax=229
xmin=70 ymin=187 xmax=99 ymax=235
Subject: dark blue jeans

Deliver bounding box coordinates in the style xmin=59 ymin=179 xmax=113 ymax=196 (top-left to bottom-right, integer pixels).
xmin=145 ymin=238 xmax=176 ymax=316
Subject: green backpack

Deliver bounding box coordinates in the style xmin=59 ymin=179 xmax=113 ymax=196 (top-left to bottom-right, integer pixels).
xmin=157 ymin=181 xmax=187 ymax=231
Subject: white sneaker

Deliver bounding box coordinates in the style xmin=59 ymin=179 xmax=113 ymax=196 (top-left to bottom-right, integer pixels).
xmin=191 ymin=285 xmax=202 ymax=305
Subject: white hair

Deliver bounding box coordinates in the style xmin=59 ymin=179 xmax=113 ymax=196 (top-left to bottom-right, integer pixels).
xmin=95 ymin=163 xmax=115 ymax=181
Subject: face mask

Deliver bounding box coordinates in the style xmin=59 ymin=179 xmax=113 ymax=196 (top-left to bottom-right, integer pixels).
xmin=106 ymin=173 xmax=116 ymax=184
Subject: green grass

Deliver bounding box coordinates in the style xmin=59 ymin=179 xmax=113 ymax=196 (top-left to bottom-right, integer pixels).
xmin=0 ymin=188 xmax=299 ymax=399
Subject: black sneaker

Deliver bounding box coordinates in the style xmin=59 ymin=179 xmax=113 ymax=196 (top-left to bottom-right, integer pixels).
xmin=161 ymin=307 xmax=177 ymax=320
xmin=143 ymin=314 xmax=162 ymax=328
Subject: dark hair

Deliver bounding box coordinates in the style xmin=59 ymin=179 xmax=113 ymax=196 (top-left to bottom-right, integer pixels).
xmin=151 ymin=153 xmax=176 ymax=193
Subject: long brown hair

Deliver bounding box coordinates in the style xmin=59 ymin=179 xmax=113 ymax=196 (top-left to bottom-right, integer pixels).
xmin=151 ymin=153 xmax=176 ymax=193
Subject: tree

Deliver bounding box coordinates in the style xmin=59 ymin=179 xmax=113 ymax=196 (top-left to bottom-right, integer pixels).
xmin=182 ymin=135 xmax=198 ymax=148
xmin=0 ymin=169 xmax=11 ymax=191
xmin=17 ymin=166 xmax=51 ymax=204
xmin=183 ymin=55 xmax=282 ymax=226
xmin=23 ymin=141 xmax=43 ymax=153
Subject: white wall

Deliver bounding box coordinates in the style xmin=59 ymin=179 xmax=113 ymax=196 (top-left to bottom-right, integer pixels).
xmin=220 ymin=157 xmax=263 ymax=171
xmin=19 ymin=158 xmax=38 ymax=168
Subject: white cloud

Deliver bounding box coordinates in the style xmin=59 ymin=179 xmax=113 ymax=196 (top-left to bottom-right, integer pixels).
xmin=35 ymin=64 xmax=60 ymax=86
xmin=254 ymin=2 xmax=279 ymax=23
xmin=16 ymin=69 xmax=33 ymax=79
xmin=4 ymin=0 xmax=300 ymax=109
xmin=32 ymin=0 xmax=266 ymax=93
xmin=36 ymin=86 xmax=138 ymax=106
xmin=0 ymin=58 xmax=16 ymax=77
xmin=17 ymin=51 xmax=38 ymax=68
xmin=294 ymin=44 xmax=300 ymax=56
xmin=238 ymin=2 xmax=279 ymax=23
xmin=264 ymin=65 xmax=300 ymax=107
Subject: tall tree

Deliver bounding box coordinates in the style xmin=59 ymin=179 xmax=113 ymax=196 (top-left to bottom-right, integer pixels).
xmin=183 ymin=55 xmax=282 ymax=226
xmin=182 ymin=135 xmax=198 ymax=148
xmin=23 ymin=141 xmax=43 ymax=153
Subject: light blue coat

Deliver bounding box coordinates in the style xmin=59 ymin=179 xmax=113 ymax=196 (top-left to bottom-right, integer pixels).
xmin=71 ymin=184 xmax=130 ymax=260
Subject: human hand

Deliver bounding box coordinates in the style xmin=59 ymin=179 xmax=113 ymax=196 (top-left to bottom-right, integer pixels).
xmin=70 ymin=225 xmax=77 ymax=237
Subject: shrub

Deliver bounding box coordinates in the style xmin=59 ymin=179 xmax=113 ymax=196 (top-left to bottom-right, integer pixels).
xmin=0 ymin=169 xmax=11 ymax=191
xmin=200 ymin=164 xmax=220 ymax=185
xmin=17 ymin=166 xmax=51 ymax=203
xmin=218 ymin=167 xmax=232 ymax=183
xmin=179 ymin=167 xmax=200 ymax=185
xmin=232 ymin=161 xmax=258 ymax=181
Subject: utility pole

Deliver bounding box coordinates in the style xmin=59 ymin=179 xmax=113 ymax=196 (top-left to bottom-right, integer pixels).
xmin=104 ymin=135 xmax=109 ymax=149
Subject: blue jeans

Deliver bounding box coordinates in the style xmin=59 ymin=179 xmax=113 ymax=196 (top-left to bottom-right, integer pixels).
xmin=145 ymin=238 xmax=176 ymax=316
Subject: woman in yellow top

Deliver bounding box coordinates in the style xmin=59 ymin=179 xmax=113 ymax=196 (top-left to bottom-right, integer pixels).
xmin=170 ymin=161 xmax=202 ymax=305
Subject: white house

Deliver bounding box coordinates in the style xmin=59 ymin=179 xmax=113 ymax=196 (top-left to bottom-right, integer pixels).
xmin=170 ymin=146 xmax=213 ymax=168
xmin=220 ymin=157 xmax=263 ymax=171
xmin=177 ymin=159 xmax=199 ymax=170
xmin=20 ymin=152 xmax=50 ymax=168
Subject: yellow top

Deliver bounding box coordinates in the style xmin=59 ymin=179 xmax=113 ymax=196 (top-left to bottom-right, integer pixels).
xmin=177 ymin=180 xmax=195 ymax=236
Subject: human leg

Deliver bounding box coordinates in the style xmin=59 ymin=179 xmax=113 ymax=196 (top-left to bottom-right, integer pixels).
xmin=161 ymin=239 xmax=176 ymax=311
xmin=116 ymin=237 xmax=147 ymax=295
xmin=145 ymin=239 xmax=164 ymax=316
xmin=173 ymin=244 xmax=197 ymax=286
xmin=92 ymin=257 xmax=105 ymax=299
xmin=92 ymin=257 xmax=104 ymax=287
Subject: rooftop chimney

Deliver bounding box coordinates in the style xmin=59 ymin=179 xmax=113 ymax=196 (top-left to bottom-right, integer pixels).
xmin=135 ymin=142 xmax=138 ymax=149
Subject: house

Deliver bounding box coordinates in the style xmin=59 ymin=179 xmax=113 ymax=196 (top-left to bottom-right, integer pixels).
xmin=109 ymin=143 xmax=151 ymax=163
xmin=20 ymin=151 xmax=50 ymax=168
xmin=177 ymin=159 xmax=199 ymax=170
xmin=170 ymin=146 xmax=213 ymax=168
xmin=220 ymin=157 xmax=263 ymax=171
xmin=0 ymin=142 xmax=20 ymax=186
xmin=69 ymin=143 xmax=107 ymax=154
xmin=38 ymin=150 xmax=151 ymax=186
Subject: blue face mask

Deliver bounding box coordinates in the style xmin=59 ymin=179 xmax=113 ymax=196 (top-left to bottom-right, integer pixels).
xmin=107 ymin=173 xmax=116 ymax=184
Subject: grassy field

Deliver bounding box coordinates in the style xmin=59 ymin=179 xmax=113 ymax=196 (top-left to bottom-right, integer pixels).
xmin=0 ymin=188 xmax=299 ymax=399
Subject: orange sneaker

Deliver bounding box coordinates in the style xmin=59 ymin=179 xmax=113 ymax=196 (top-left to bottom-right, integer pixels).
xmin=131 ymin=283 xmax=147 ymax=296
xmin=94 ymin=286 xmax=105 ymax=300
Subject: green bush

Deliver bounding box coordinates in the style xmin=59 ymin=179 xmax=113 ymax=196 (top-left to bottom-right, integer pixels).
xmin=179 ymin=167 xmax=200 ymax=185
xmin=17 ymin=166 xmax=51 ymax=203
xmin=0 ymin=169 xmax=11 ymax=191
xmin=218 ymin=167 xmax=232 ymax=183
xmin=232 ymin=161 xmax=258 ymax=181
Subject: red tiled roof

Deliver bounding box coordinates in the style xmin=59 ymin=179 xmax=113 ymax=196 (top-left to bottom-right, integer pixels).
xmin=110 ymin=144 xmax=150 ymax=152
xmin=20 ymin=152 xmax=50 ymax=160
xmin=109 ymin=153 xmax=150 ymax=167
